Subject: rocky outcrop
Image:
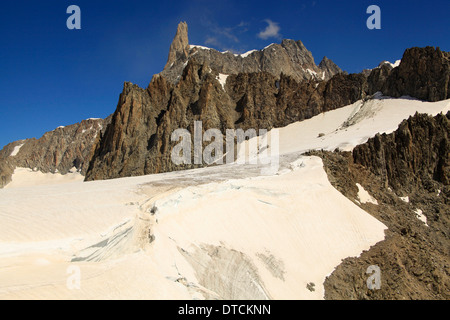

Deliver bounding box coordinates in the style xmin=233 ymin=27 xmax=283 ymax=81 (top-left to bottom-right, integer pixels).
xmin=85 ymin=57 xmax=369 ymax=181
xmin=164 ymin=21 xmax=189 ymax=70
xmin=319 ymin=56 xmax=344 ymax=81
xmin=367 ymin=63 xmax=393 ymax=95
xmin=315 ymin=150 xmax=449 ymax=300
xmin=368 ymin=47 xmax=450 ymax=101
xmin=160 ymin=22 xmax=342 ymax=84
xmin=0 ymin=160 xmax=14 ymax=188
xmin=85 ymin=24 xmax=450 ymax=183
xmin=86 ymin=45 xmax=450 ymax=182
xmin=353 ymin=112 xmax=449 ymax=192
xmin=0 ymin=117 xmax=111 ymax=188
xmin=310 ymin=112 xmax=449 ymax=300
xmin=85 ymin=78 xmax=173 ymax=180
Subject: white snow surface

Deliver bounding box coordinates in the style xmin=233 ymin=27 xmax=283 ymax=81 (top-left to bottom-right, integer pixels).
xmin=306 ymin=68 xmax=317 ymax=77
xmin=239 ymin=50 xmax=257 ymax=58
xmin=270 ymin=94 xmax=449 ymax=155
xmin=0 ymin=156 xmax=386 ymax=300
xmin=374 ymin=60 xmax=401 ymax=70
xmin=400 ymin=196 xmax=410 ymax=203
xmin=385 ymin=60 xmax=401 ymax=68
xmin=356 ymin=184 xmax=378 ymax=205
xmin=189 ymin=45 xmax=211 ymax=51
xmin=414 ymin=209 xmax=428 ymax=226
xmin=217 ymin=73 xmax=229 ymax=90
xmin=189 ymin=45 xmax=256 ymax=58
xmin=4 ymin=168 xmax=84 ymax=189
xmin=263 ymin=43 xmax=275 ymax=50
xmin=0 ymin=94 xmax=448 ymax=300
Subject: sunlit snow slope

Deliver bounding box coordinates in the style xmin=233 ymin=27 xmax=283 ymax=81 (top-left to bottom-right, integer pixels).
xmin=0 ymin=94 xmax=448 ymax=300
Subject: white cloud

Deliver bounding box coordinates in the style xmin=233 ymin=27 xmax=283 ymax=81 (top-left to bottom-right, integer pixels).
xmin=257 ymin=19 xmax=281 ymax=40
xmin=218 ymin=27 xmax=239 ymax=43
xmin=205 ymin=36 xmax=220 ymax=47
xmin=203 ymin=21 xmax=250 ymax=51
xmin=237 ymin=21 xmax=248 ymax=28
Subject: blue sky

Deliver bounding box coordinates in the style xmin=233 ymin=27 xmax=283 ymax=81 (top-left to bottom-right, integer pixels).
xmin=1 ymin=0 xmax=449 ymax=149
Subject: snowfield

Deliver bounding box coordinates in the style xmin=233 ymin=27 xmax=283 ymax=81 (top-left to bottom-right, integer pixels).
xmin=0 ymin=95 xmax=448 ymax=300
xmin=4 ymin=167 xmax=84 ymax=189
xmin=275 ymin=93 xmax=450 ymax=155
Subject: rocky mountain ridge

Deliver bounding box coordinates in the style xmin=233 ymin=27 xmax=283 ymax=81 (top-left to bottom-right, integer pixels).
xmin=310 ymin=111 xmax=449 ymax=299
xmin=353 ymin=112 xmax=449 ymax=191
xmin=160 ymin=22 xmax=343 ymax=84
xmin=1 ymin=22 xmax=449 ymax=187
xmin=85 ymin=25 xmax=450 ymax=181
xmin=85 ymin=60 xmax=369 ymax=181
xmin=0 ymin=117 xmax=111 ymax=188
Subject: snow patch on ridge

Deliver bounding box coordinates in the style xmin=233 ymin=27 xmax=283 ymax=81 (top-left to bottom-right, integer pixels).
xmin=217 ymin=73 xmax=229 ymax=90
xmin=10 ymin=142 xmax=25 ymax=157
xmin=386 ymin=60 xmax=401 ymax=68
xmin=263 ymin=43 xmax=275 ymax=50
xmin=189 ymin=45 xmax=211 ymax=51
xmin=378 ymin=59 xmax=401 ymax=69
xmin=356 ymin=183 xmax=378 ymax=205
xmin=239 ymin=50 xmax=257 ymax=58
xmin=414 ymin=209 xmax=428 ymax=226
xmin=400 ymin=196 xmax=409 ymax=203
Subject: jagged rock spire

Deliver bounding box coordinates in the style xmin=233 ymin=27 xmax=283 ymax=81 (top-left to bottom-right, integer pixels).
xmin=164 ymin=21 xmax=189 ymax=70
xmin=319 ymin=56 xmax=343 ymax=80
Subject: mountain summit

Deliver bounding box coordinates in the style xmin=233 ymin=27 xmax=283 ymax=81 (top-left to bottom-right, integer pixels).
xmin=319 ymin=56 xmax=344 ymax=80
xmin=164 ymin=21 xmax=189 ymax=69
xmin=160 ymin=22 xmax=343 ymax=83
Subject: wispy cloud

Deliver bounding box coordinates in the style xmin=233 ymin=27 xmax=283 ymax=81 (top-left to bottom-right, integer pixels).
xmin=236 ymin=21 xmax=249 ymax=30
xmin=204 ymin=36 xmax=220 ymax=47
xmin=203 ymin=21 xmax=249 ymax=51
xmin=257 ymin=19 xmax=281 ymax=40
xmin=214 ymin=26 xmax=240 ymax=43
